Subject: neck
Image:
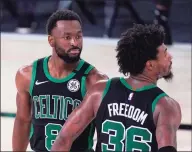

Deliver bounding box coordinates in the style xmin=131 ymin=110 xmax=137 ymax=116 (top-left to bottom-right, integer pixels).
xmin=129 ymin=74 xmax=157 ymax=85
xmin=48 ymin=55 xmax=79 ymax=77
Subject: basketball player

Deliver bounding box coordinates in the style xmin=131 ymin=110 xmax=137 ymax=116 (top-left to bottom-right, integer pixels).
xmin=51 ymin=24 xmax=181 ymax=152
xmin=12 ymin=10 xmax=108 ymax=152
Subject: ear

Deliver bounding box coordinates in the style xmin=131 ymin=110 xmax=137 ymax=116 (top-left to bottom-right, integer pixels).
xmin=48 ymin=35 xmax=54 ymax=47
xmin=146 ymin=60 xmax=154 ymax=71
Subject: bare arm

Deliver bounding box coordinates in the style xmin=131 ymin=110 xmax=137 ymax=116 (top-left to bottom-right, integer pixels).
xmin=154 ymin=96 xmax=182 ymax=149
xmin=51 ymin=80 xmax=107 ymax=151
xmin=12 ymin=65 xmax=32 ymax=151
xmin=86 ymin=67 xmax=108 ymax=90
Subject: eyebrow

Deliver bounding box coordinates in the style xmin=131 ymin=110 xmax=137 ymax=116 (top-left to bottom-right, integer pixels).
xmin=63 ymin=31 xmax=82 ymax=35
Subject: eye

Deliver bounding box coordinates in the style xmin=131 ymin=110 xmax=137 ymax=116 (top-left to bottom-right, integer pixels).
xmin=164 ymin=51 xmax=167 ymax=55
xmin=164 ymin=48 xmax=168 ymax=56
xmin=76 ymin=35 xmax=82 ymax=39
xmin=64 ymin=36 xmax=71 ymax=40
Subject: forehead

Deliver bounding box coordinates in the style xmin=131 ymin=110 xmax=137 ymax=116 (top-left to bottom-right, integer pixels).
xmin=53 ymin=20 xmax=82 ymax=34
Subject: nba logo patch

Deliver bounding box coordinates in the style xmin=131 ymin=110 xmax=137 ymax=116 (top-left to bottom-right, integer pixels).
xmin=67 ymin=79 xmax=80 ymax=92
xmin=128 ymin=92 xmax=134 ymax=100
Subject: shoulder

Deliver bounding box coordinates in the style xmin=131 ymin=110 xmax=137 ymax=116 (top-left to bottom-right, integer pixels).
xmin=158 ymin=96 xmax=181 ymax=113
xmin=16 ymin=64 xmax=33 ymax=81
xmin=90 ymin=79 xmax=109 ymax=93
xmin=88 ymin=67 xmax=108 ymax=80
xmin=15 ymin=64 xmax=33 ymax=92
xmin=154 ymin=96 xmax=182 ymax=125
xmin=86 ymin=67 xmax=108 ymax=87
xmin=85 ymin=79 xmax=110 ymax=114
xmin=84 ymin=79 xmax=110 ymax=100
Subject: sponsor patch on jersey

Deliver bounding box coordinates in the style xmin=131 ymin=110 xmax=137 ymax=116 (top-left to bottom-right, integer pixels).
xmin=67 ymin=79 xmax=80 ymax=92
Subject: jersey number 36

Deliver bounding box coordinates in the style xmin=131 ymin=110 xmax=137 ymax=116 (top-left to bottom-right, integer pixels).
xmin=101 ymin=120 xmax=152 ymax=152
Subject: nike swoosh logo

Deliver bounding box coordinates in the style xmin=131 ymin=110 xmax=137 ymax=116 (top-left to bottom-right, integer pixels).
xmin=35 ymin=80 xmax=49 ymax=85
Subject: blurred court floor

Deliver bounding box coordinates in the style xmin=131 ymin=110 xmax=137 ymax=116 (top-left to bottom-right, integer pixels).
xmin=1 ymin=33 xmax=191 ymax=151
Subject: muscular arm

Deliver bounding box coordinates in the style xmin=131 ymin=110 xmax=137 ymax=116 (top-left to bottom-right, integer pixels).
xmin=12 ymin=65 xmax=32 ymax=151
xmin=51 ymin=80 xmax=107 ymax=151
xmin=86 ymin=68 xmax=108 ymax=90
xmin=154 ymin=96 xmax=182 ymax=149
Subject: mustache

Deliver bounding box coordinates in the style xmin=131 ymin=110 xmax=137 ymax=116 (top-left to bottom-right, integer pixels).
xmin=68 ymin=47 xmax=81 ymax=52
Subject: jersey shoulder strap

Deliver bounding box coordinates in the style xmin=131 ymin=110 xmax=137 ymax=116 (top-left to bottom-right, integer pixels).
xmin=77 ymin=59 xmax=95 ymax=97
xmin=101 ymin=77 xmax=120 ymax=100
xmin=73 ymin=59 xmax=94 ymax=76
xmin=96 ymin=77 xmax=120 ymax=126
xmin=29 ymin=57 xmax=45 ymax=96
xmin=151 ymin=87 xmax=168 ymax=113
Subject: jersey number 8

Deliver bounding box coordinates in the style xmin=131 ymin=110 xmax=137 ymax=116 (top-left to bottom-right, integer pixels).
xmin=45 ymin=123 xmax=62 ymax=151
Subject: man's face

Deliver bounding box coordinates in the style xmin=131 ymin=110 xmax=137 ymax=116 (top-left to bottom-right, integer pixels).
xmin=49 ymin=20 xmax=83 ymax=63
xmin=155 ymin=44 xmax=173 ymax=81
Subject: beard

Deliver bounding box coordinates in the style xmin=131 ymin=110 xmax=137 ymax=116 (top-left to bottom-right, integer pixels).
xmin=163 ymin=71 xmax=173 ymax=82
xmin=55 ymin=45 xmax=82 ymax=64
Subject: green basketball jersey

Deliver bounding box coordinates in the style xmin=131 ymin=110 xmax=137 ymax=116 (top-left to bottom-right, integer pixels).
xmin=95 ymin=77 xmax=167 ymax=152
xmin=29 ymin=56 xmax=95 ymax=152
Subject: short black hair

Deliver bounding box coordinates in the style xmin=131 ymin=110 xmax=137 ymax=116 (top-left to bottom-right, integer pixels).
xmin=46 ymin=10 xmax=82 ymax=35
xmin=116 ymin=24 xmax=165 ymax=76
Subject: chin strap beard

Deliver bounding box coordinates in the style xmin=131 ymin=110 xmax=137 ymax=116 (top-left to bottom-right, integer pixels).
xmin=55 ymin=47 xmax=81 ymax=64
xmin=58 ymin=54 xmax=80 ymax=64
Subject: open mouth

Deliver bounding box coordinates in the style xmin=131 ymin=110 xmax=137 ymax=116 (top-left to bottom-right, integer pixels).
xmin=69 ymin=49 xmax=80 ymax=54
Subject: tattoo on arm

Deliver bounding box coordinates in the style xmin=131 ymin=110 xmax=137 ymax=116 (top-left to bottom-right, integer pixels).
xmin=156 ymin=124 xmax=177 ymax=148
xmin=155 ymin=97 xmax=181 ymax=149
xmin=156 ymin=129 xmax=163 ymax=144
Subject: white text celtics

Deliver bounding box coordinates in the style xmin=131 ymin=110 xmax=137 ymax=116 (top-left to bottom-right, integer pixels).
xmin=107 ymin=103 xmax=148 ymax=125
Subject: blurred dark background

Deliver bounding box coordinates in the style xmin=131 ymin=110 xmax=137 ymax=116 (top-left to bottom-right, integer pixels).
xmin=1 ymin=0 xmax=192 ymax=43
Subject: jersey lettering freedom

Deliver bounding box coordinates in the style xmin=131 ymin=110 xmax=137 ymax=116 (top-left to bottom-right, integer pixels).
xmin=95 ymin=78 xmax=167 ymax=152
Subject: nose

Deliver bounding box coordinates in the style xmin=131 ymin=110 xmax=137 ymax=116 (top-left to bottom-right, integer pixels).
xmin=70 ymin=38 xmax=78 ymax=46
xmin=168 ymin=52 xmax=173 ymax=60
